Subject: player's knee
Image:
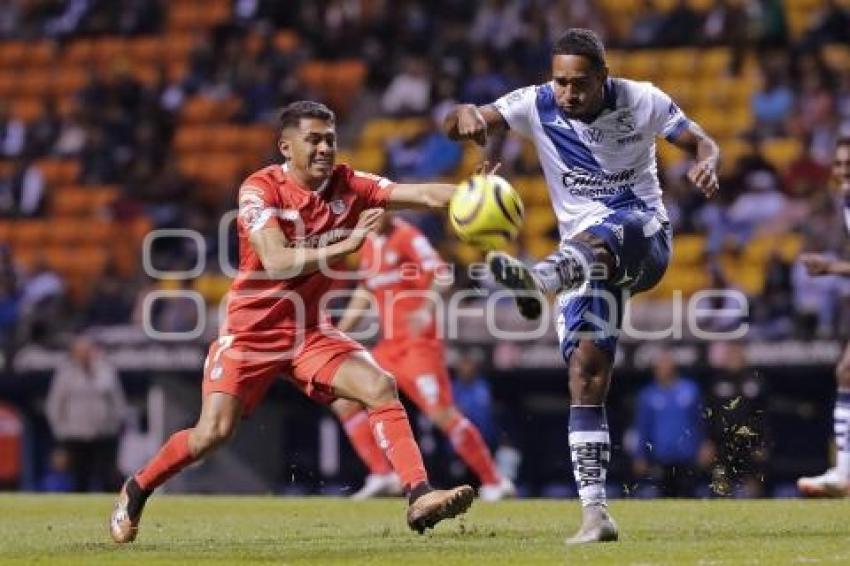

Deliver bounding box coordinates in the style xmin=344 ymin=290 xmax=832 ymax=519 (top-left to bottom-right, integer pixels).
xmin=193 ymin=415 xmax=237 ymax=454
xmin=431 ymin=406 xmax=459 ymax=430
xmin=358 ymin=371 xmax=398 ymax=407
xmin=568 ymin=343 xmax=611 ymax=403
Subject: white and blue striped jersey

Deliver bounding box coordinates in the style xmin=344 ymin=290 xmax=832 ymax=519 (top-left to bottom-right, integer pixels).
xmin=493 ymin=78 xmax=689 ymax=241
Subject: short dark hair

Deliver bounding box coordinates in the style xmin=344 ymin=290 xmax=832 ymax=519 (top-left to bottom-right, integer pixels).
xmin=838 ymin=136 xmax=850 ymax=148
xmin=278 ymin=100 xmax=335 ymax=131
xmin=552 ymin=28 xmax=606 ymax=70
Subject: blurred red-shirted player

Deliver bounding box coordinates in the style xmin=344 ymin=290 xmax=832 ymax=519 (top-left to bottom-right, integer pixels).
xmin=110 ymin=101 xmax=474 ymax=543
xmin=333 ymin=215 xmax=515 ymax=501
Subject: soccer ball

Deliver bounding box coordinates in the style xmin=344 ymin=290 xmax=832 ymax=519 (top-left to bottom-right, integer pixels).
xmin=449 ymin=174 xmax=524 ymax=249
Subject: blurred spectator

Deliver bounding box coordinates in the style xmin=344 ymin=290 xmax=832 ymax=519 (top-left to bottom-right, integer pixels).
xmin=460 ymin=53 xmax=511 ymax=107
xmin=381 ymin=56 xmax=432 ymax=116
xmin=657 ymin=0 xmax=704 ymax=47
xmin=39 ymin=447 xmax=74 ymax=493
xmin=800 ymin=0 xmax=850 ymax=50
xmin=630 ymin=351 xmax=712 ymax=497
xmin=0 ymin=402 xmax=23 ymax=489
xmin=628 ymin=0 xmax=666 ymax=48
xmin=19 ymin=259 xmax=65 ymax=344
xmin=469 ymin=0 xmax=524 ymax=53
xmin=751 ymin=69 xmax=794 ymax=137
xmin=703 ymin=0 xmax=751 ymax=48
xmin=0 ymin=158 xmax=45 ymax=217
xmin=45 ymin=336 xmax=126 ymax=492
xmin=751 ymin=252 xmax=794 ymax=339
xmin=693 ymin=264 xmax=748 ymax=333
xmin=706 ymin=342 xmax=770 ymax=497
xmin=0 ymin=100 xmax=26 ymax=158
xmin=85 ymin=266 xmax=135 ymax=326
xmin=26 ymin=98 xmax=62 ymax=158
xmin=452 ymin=348 xmax=497 ymax=447
xmin=386 ymin=108 xmax=462 ymax=181
xmin=783 ymin=142 xmax=831 ymax=200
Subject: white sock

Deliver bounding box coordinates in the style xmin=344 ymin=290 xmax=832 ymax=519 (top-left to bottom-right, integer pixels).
xmin=569 ymin=405 xmax=610 ymax=507
xmin=835 ymin=390 xmax=850 ymax=481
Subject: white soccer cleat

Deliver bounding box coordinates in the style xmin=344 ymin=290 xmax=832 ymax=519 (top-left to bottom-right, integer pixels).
xmin=565 ymin=504 xmax=619 ymax=545
xmin=350 ymin=473 xmax=403 ymax=500
xmin=797 ymin=468 xmax=850 ymax=498
xmin=479 ymin=476 xmax=517 ymax=502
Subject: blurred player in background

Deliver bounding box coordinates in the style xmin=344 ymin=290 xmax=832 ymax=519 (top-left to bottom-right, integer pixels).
xmin=797 ymin=136 xmax=850 ymax=497
xmin=332 ymin=212 xmax=515 ymax=501
xmin=445 ymin=28 xmax=720 ymax=543
xmin=110 ymin=101 xmax=476 ymax=543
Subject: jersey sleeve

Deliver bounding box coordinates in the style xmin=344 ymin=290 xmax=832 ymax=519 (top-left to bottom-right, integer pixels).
xmin=493 ymin=86 xmax=536 ymax=139
xmin=237 ymin=175 xmax=284 ymax=234
xmin=346 ymin=166 xmax=396 ymax=208
xmin=647 ymin=83 xmax=690 ymax=141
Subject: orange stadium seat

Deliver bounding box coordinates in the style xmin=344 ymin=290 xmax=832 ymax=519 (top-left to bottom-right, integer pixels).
xmin=0 ymin=222 xmax=12 ymax=246
xmin=525 ymin=206 xmax=557 ymax=236
xmin=163 ymin=33 xmax=199 ymax=60
xmin=10 ymin=221 xmax=50 ymax=248
xmin=127 ymin=37 xmax=163 ymax=63
xmin=16 ymin=70 xmax=52 ymax=97
xmin=0 ymin=42 xmax=26 ymax=68
xmin=660 ymin=49 xmax=699 ymax=78
xmin=274 ymin=30 xmax=300 ymax=54
xmin=181 ymin=96 xmax=241 ymax=123
xmin=762 ymin=138 xmax=803 ymax=172
xmin=37 ymin=160 xmax=80 ymax=186
xmin=0 ymin=72 xmax=15 ymax=97
xmin=63 ymin=39 xmax=95 ymax=65
xmin=25 ymin=41 xmax=55 ymax=67
xmin=54 ymin=67 xmax=88 ymax=96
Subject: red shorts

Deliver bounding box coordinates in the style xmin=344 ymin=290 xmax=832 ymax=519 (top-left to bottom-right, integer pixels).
xmin=202 ymin=325 xmax=363 ymax=415
xmin=372 ymin=338 xmax=453 ymax=413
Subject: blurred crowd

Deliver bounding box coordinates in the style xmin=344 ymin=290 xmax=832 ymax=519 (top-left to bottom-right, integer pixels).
xmin=0 ymin=0 xmax=847 ymax=349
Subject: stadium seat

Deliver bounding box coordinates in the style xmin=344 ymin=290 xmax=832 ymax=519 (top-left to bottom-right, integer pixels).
xmin=525 ymin=206 xmax=557 ymax=236
xmin=671 ymin=234 xmax=706 ymax=265
xmin=10 ymin=221 xmax=50 ymax=248
xmin=762 ymin=138 xmax=803 ymax=172
xmin=36 ymin=160 xmax=80 ymax=186
xmin=660 ymin=49 xmax=699 ymax=79
xmin=180 ymin=96 xmax=241 ymax=123
xmin=0 ymin=42 xmax=25 ymax=68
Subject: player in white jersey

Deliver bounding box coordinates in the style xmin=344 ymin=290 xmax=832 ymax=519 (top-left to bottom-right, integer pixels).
xmin=444 ymin=29 xmax=719 ymax=544
xmin=797 ymin=137 xmax=850 ymax=497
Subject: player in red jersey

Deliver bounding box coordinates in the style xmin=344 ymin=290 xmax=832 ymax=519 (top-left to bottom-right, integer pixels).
xmin=331 ymin=214 xmax=516 ymax=501
xmin=110 ymin=101 xmax=474 ymax=543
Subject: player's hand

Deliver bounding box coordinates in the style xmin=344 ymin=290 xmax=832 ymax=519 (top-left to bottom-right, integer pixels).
xmin=800 ymin=253 xmax=834 ymax=276
xmin=687 ymin=158 xmax=719 ymax=199
xmin=474 ymin=161 xmax=502 ymax=177
xmin=406 ymin=308 xmax=432 ymax=337
xmin=456 ymin=104 xmax=488 ymax=146
xmin=348 ymin=208 xmax=384 ymax=250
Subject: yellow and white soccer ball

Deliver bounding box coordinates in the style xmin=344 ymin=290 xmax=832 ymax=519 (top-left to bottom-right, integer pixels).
xmin=449 ymin=174 xmax=524 ymax=249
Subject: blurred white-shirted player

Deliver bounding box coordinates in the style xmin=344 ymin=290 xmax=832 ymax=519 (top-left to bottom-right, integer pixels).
xmin=797 ymin=136 xmax=850 ymax=497
xmin=444 ymin=28 xmax=720 ymax=543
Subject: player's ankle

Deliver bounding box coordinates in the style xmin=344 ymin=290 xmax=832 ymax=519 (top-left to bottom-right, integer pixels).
xmin=408 ymin=481 xmax=432 ymax=504
xmin=126 ymin=477 xmax=152 ymax=519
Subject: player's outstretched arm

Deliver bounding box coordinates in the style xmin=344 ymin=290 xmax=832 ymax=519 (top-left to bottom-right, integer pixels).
xmin=249 ymin=209 xmax=384 ymax=278
xmin=668 ymin=121 xmax=721 ymax=199
xmin=387 ymin=183 xmax=457 ymax=209
xmin=801 ymin=253 xmax=850 ymax=277
xmin=337 ymin=284 xmax=373 ymax=333
xmin=443 ymin=103 xmax=508 ymax=146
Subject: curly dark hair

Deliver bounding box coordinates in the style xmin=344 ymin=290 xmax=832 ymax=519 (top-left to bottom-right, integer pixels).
xmin=552 ymin=28 xmax=607 ymax=71
xmin=278 ymin=100 xmax=335 ymax=131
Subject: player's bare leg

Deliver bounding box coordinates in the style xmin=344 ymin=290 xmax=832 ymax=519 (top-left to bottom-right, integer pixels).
xmin=331 ymin=398 xmax=402 ymax=499
xmin=564 ymin=340 xmax=618 ymax=545
xmin=798 ymin=344 xmax=850 ymax=497
xmin=109 ymin=392 xmax=242 ymax=543
xmin=331 ymin=352 xmax=474 ymax=532
xmin=428 ymin=405 xmax=515 ymax=501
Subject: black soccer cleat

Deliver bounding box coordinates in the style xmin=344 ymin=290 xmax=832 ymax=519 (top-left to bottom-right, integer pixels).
xmin=487 ymin=251 xmax=544 ymax=320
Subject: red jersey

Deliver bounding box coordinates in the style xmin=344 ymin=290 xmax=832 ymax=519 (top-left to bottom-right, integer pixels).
xmin=359 ymin=218 xmax=445 ymax=342
xmin=225 ymin=163 xmax=394 ymax=334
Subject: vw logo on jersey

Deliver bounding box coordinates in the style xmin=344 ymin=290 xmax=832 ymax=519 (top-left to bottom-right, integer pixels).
xmin=582 ymin=127 xmax=604 ymax=144
xmin=615 ymin=111 xmax=636 ymax=133
xmin=329 ymin=199 xmax=346 ymax=215
xmin=549 ymin=115 xmax=571 ymax=129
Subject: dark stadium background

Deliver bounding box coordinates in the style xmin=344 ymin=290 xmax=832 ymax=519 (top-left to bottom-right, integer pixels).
xmin=0 ymin=0 xmax=848 ymax=499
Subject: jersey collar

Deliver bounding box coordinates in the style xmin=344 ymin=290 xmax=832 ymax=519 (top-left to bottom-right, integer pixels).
xmin=281 ymin=163 xmax=331 ymax=195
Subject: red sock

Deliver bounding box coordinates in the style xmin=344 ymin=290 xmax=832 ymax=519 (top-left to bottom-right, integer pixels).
xmin=134 ymin=429 xmax=196 ymax=491
xmin=446 ymin=416 xmax=500 ymax=485
xmin=341 ymin=410 xmax=392 ymax=475
xmin=367 ymin=400 xmax=428 ymax=490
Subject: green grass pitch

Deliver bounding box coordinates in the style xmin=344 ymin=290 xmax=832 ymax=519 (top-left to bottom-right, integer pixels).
xmin=0 ymin=495 xmax=848 ymax=564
